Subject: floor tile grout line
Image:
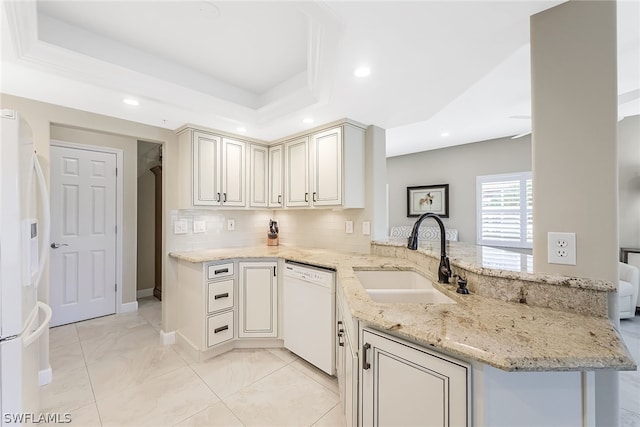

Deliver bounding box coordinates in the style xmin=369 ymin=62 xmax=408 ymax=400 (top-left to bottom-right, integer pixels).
xmin=289 ymin=360 xmax=340 ymax=398
xmin=310 ymin=401 xmax=342 ymax=427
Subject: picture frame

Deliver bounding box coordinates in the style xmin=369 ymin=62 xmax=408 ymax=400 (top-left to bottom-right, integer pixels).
xmin=407 ymin=184 xmax=449 ymax=218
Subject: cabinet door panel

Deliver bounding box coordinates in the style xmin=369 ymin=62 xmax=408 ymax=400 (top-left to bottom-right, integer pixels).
xmin=193 ymin=132 xmax=220 ymax=205
xmin=285 ymin=137 xmax=310 ymax=207
xmin=268 ymin=145 xmax=284 ymax=207
xmin=362 ymin=329 xmax=469 ymax=427
xmin=239 ymin=262 xmax=277 ymax=337
xmin=222 ymin=138 xmax=245 ymax=206
xmin=313 ymin=127 xmax=342 ymax=206
xmin=250 ymin=144 xmax=268 ymax=207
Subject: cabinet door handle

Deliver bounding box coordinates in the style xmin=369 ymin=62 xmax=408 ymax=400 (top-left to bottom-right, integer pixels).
xmin=362 ymin=343 xmax=371 ymax=370
xmin=278 ymin=194 xmax=282 ymax=204
xmin=216 ymin=192 xmax=221 ymax=202
xmin=313 ymin=192 xmax=317 ymax=202
xmin=273 ymin=266 xmax=277 ymax=277
xmin=214 ymin=268 xmax=229 ymax=275
xmin=223 ymin=192 xmax=227 ymax=202
xmin=214 ymin=292 xmax=229 ymax=300
xmin=214 ymin=325 xmax=229 ymax=334
xmin=337 ymin=321 xmax=344 ymax=347
xmin=304 ymin=192 xmax=309 ymax=202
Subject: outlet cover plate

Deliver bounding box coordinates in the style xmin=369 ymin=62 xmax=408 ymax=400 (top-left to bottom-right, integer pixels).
xmin=193 ymin=220 xmax=206 ymax=234
xmin=174 ymin=219 xmax=188 ymax=235
xmin=362 ymin=221 xmax=371 ymax=236
xmin=345 ymin=221 xmax=354 ymax=234
xmin=547 ymin=232 xmax=576 ymax=265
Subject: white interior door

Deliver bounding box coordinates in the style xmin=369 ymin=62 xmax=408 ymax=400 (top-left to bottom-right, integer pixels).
xmin=50 ymin=145 xmax=117 ymax=326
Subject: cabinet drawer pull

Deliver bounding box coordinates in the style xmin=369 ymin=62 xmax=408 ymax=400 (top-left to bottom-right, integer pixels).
xmin=214 ymin=292 xmax=229 ymax=300
xmin=214 ymin=268 xmax=229 ymax=275
xmin=313 ymin=192 xmax=317 ymax=202
xmin=362 ymin=343 xmax=371 ymax=370
xmin=214 ymin=325 xmax=229 ymax=334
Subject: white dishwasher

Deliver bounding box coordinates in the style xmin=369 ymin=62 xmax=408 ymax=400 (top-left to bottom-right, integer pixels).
xmin=283 ymin=260 xmax=336 ymax=375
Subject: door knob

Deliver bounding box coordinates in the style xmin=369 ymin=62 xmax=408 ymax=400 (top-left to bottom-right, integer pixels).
xmin=50 ymin=243 xmax=69 ymax=249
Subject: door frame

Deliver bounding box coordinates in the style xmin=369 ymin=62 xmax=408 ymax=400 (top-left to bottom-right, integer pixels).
xmin=50 ymin=140 xmax=125 ymax=313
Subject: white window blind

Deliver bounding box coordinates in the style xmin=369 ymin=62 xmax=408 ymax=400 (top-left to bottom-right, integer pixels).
xmin=476 ymin=172 xmax=532 ymax=248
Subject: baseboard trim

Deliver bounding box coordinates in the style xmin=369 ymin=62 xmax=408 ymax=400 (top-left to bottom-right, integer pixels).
xmin=39 ymin=367 xmax=52 ymax=386
xmin=136 ymin=288 xmax=154 ymax=298
xmin=120 ymin=301 xmax=138 ymax=313
xmin=160 ymin=330 xmax=176 ymax=346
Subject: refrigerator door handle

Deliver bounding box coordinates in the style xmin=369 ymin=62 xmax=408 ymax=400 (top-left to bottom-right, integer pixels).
xmin=22 ymin=301 xmax=52 ymax=348
xmin=32 ymin=152 xmax=50 ymax=289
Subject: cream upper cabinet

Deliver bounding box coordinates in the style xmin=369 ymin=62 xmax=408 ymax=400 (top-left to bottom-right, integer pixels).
xmin=177 ymin=128 xmax=246 ymax=208
xmin=191 ymin=131 xmax=221 ymax=206
xmin=284 ymin=137 xmax=310 ymax=207
xmin=284 ymin=124 xmax=365 ymax=209
xmin=221 ymin=138 xmax=246 ymax=207
xmin=312 ymin=127 xmax=342 ymax=206
xmin=249 ymin=144 xmax=268 ymax=208
xmin=268 ymin=144 xmax=284 ymax=208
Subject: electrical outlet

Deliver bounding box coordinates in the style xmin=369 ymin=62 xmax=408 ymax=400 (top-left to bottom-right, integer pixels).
xmin=227 ymin=219 xmax=235 ymax=231
xmin=174 ymin=219 xmax=188 ymax=235
xmin=345 ymin=221 xmax=354 ymax=234
xmin=362 ymin=221 xmax=371 ymax=236
xmin=547 ymin=232 xmax=576 ymax=265
xmin=193 ymin=220 xmax=206 ymax=234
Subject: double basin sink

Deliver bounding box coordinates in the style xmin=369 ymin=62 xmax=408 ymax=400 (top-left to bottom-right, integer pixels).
xmin=354 ymin=270 xmax=456 ymax=304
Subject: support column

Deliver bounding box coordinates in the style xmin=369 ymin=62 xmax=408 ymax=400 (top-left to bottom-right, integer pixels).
xmin=531 ymin=1 xmax=618 ymax=425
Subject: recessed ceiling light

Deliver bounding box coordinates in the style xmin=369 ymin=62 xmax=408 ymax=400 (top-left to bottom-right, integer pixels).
xmin=354 ymin=66 xmax=371 ymax=78
xmin=236 ymin=127 xmax=247 ymax=133
xmin=123 ymin=98 xmax=139 ymax=106
xmin=440 ymin=132 xmax=450 ymax=138
xmin=303 ymin=118 xmax=314 ymax=124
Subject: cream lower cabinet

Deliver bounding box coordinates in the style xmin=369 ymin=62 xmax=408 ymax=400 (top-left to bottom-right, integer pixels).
xmin=176 ymin=260 xmax=236 ymax=351
xmin=361 ymin=328 xmax=470 ymax=427
xmin=238 ymin=261 xmax=278 ymax=338
xmin=336 ymin=300 xmax=358 ymax=427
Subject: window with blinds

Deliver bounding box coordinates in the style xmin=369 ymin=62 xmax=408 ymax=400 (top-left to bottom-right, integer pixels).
xmin=476 ymin=172 xmax=532 ymax=248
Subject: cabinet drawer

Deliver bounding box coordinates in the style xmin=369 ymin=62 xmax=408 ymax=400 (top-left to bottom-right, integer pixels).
xmin=207 ymin=262 xmax=234 ymax=280
xmin=207 ymin=279 xmax=234 ymax=313
xmin=207 ymin=311 xmax=234 ymax=348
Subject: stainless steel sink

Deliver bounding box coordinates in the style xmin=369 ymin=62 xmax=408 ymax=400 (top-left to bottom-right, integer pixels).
xmin=354 ymin=270 xmax=456 ymax=304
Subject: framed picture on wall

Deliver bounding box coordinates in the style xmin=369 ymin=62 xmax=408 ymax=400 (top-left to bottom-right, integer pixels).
xmin=407 ymin=184 xmax=449 ymax=217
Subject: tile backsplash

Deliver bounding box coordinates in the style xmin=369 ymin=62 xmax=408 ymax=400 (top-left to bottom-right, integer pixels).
xmin=168 ymin=208 xmax=372 ymax=254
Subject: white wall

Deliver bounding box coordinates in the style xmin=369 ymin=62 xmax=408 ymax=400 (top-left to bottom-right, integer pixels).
xmin=386 ymin=135 xmax=532 ymax=244
xmin=618 ymin=115 xmax=640 ymax=250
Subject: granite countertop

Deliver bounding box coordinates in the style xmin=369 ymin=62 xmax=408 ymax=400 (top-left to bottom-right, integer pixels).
xmin=169 ymin=244 xmax=636 ymax=372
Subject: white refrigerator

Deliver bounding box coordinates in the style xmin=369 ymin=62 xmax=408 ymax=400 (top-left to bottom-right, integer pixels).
xmin=0 ymin=109 xmax=52 ymax=424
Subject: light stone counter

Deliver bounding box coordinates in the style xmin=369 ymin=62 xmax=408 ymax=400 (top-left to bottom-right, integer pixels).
xmin=169 ymin=244 xmax=636 ymax=372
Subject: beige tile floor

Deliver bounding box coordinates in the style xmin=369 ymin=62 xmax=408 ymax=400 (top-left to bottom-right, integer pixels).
xmin=43 ymin=297 xmax=345 ymax=427
xmin=620 ymin=313 xmax=640 ymax=427
xmin=44 ymin=297 xmax=640 ymax=427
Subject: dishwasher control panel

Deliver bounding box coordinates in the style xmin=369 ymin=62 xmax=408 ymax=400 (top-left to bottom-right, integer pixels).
xmin=283 ymin=261 xmax=335 ymax=288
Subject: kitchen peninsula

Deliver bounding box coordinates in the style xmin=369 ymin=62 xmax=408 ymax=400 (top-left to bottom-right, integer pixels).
xmin=169 ymin=240 xmax=635 ymax=426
